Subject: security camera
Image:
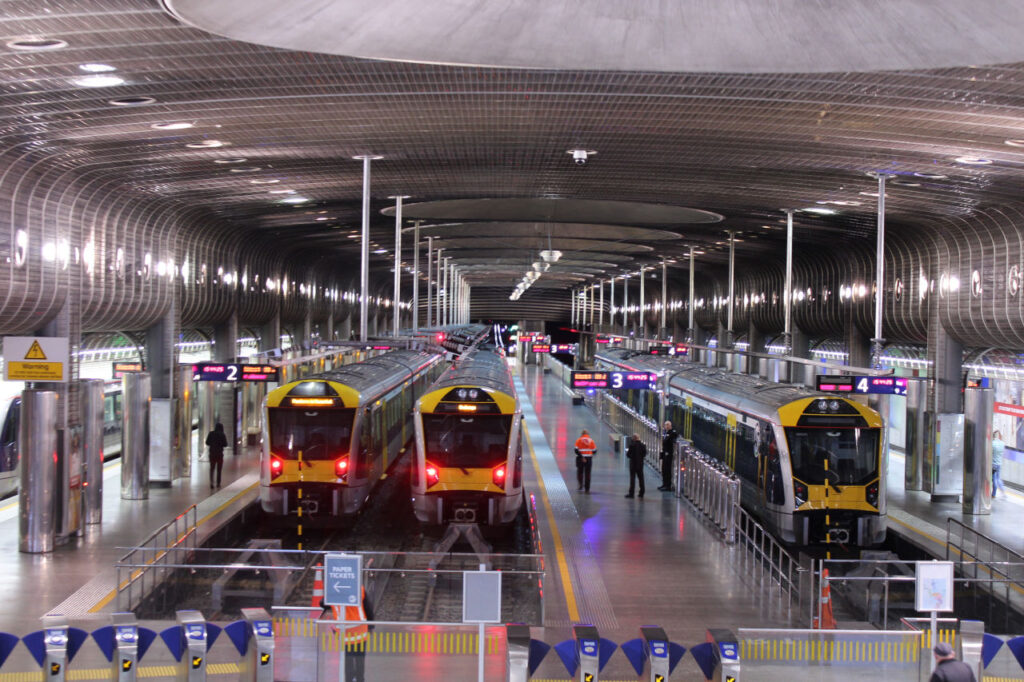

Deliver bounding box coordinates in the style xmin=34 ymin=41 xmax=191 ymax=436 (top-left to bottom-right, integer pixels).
xmin=567 ymin=149 xmax=596 ymax=165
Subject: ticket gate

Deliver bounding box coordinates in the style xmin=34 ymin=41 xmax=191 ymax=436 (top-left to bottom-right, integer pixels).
xmin=505 ymin=624 xmax=550 ymax=682
xmin=91 ymin=613 xmax=158 ymax=682
xmin=159 ymin=610 xmax=221 ymax=682
xmin=239 ymin=608 xmax=275 ymax=682
xmin=620 ymin=626 xmax=687 ymax=681
xmin=554 ymin=625 xmax=618 ymax=681
xmin=21 ymin=617 xmax=89 ymax=682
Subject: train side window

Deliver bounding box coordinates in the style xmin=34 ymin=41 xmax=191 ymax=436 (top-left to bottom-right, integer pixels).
xmin=0 ymin=398 xmax=19 ymax=473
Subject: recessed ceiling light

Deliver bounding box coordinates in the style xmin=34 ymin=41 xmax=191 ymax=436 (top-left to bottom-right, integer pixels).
xmin=859 ymin=191 xmax=880 ymax=197
xmin=72 ymin=74 xmax=125 ymax=87
xmin=1004 ymin=139 xmax=1024 ymax=148
xmin=954 ymin=156 xmax=992 ymax=165
xmin=108 ymin=96 xmax=156 ymax=106
xmin=802 ymin=207 xmax=837 ymax=215
xmin=186 ymin=140 xmax=226 ymax=149
xmin=316 ymin=217 xmax=329 ymax=221
xmin=214 ymin=158 xmax=248 ymax=164
xmin=151 ymin=121 xmax=194 ymax=130
xmin=78 ymin=63 xmax=118 ymax=73
xmin=762 ymin=225 xmax=774 ymax=229
xmin=250 ymin=178 xmax=279 ymax=185
xmin=6 ymin=37 xmax=68 ymax=51
xmin=914 ymin=172 xmax=948 ymax=179
xmin=268 ymin=189 xmax=296 ymax=194
xmin=374 ymin=249 xmax=388 ymax=254
xmin=279 ymin=196 xmax=310 ymax=204
xmin=346 ymin=234 xmax=360 ymax=238
xmin=892 ymin=180 xmax=921 ymax=187
xmin=228 ymin=167 xmax=262 ymax=173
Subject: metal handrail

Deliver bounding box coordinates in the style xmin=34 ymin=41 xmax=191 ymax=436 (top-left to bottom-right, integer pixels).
xmin=115 ymin=504 xmax=198 ymax=612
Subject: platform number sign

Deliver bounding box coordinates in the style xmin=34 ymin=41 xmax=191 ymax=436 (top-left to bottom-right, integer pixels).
xmin=816 ymin=375 xmax=908 ymax=396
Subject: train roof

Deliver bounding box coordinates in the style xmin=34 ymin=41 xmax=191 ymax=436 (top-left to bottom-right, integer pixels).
xmin=269 ymin=349 xmax=440 ymax=405
xmin=428 ymin=347 xmax=516 ymax=398
xmin=595 ymin=348 xmax=842 ymax=420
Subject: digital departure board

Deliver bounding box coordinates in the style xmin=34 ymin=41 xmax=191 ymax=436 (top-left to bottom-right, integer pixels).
xmin=364 ymin=345 xmax=393 ymax=351
xmin=531 ymin=344 xmax=551 ymax=353
xmin=192 ymin=362 xmax=278 ymax=382
xmin=552 ymin=344 xmax=576 ymax=354
xmin=571 ymin=370 xmax=657 ymax=390
xmin=816 ymin=375 xmax=908 ymax=396
xmin=112 ymin=361 xmax=143 ymax=378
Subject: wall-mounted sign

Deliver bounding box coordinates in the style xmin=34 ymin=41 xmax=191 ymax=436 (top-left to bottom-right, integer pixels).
xmin=112 ymin=361 xmax=143 ymax=378
xmin=552 ymin=344 xmax=576 ymax=354
xmin=364 ymin=345 xmax=393 ymax=351
xmin=816 ymin=375 xmax=908 ymax=396
xmin=571 ymin=370 xmax=657 ymax=390
xmin=531 ymin=344 xmax=551 ymax=354
xmin=3 ymin=336 xmax=69 ymax=382
xmin=192 ymin=363 xmax=278 ymax=382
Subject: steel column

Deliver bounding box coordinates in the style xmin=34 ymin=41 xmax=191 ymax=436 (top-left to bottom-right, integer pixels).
xmin=661 ymin=258 xmax=667 ymax=334
xmin=726 ymin=231 xmax=735 ymax=348
xmin=426 ymin=237 xmax=434 ymax=327
xmin=412 ymin=221 xmax=421 ymax=331
xmin=687 ymin=247 xmax=696 ymax=342
xmin=871 ymin=174 xmax=888 ymax=368
xmin=390 ymin=195 xmax=406 ymax=336
xmin=353 ymin=155 xmax=381 ymax=342
xmin=639 ymin=267 xmax=646 ymax=337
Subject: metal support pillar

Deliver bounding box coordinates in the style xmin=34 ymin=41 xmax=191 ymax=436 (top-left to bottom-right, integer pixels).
xmin=783 ymin=210 xmax=794 ymax=356
xmin=661 ymin=258 xmax=667 ymax=336
xmin=963 ymin=386 xmax=994 ymax=515
xmin=20 ymin=390 xmax=58 ymax=552
xmin=687 ymin=247 xmax=696 ymax=344
xmin=121 ymin=373 xmax=151 ymax=500
xmin=81 ymin=379 xmax=104 ymax=525
xmin=622 ymin=275 xmax=629 ymax=333
xmin=609 ymin=278 xmax=615 ymax=332
xmin=599 ymin=279 xmax=605 ymax=327
xmin=905 ymin=378 xmax=926 ymax=491
xmin=725 ymin=231 xmax=736 ymax=352
xmin=353 ymin=154 xmax=381 ymax=342
xmin=390 ymin=195 xmax=407 ymax=336
xmin=426 ymin=236 xmax=433 ymax=328
xmin=639 ymin=266 xmax=646 ymax=338
xmin=412 ymin=221 xmax=421 ymax=331
xmin=871 ymin=174 xmax=888 ymax=368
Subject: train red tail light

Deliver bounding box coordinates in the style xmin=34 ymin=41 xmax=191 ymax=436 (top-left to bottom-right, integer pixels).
xmin=866 ymin=483 xmax=879 ymax=507
xmin=435 ymin=332 xmax=446 ymax=343
xmin=794 ymin=481 xmax=807 ymax=509
xmin=335 ymin=456 xmax=350 ymax=480
xmin=425 ymin=462 xmax=440 ymax=487
xmin=270 ymin=456 xmax=284 ymax=480
xmin=492 ymin=464 xmax=506 ymax=489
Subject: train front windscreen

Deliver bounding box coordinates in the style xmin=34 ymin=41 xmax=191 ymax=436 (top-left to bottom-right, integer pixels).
xmin=269 ymin=408 xmax=354 ymax=460
xmin=785 ymin=427 xmax=880 ymax=486
xmin=422 ymin=414 xmax=511 ymax=467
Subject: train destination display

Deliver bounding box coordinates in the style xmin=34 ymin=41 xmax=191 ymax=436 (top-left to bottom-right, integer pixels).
xmin=192 ymin=362 xmax=278 ymax=382
xmin=571 ymin=370 xmax=657 ymax=390
xmin=531 ymin=343 xmax=551 ymax=353
xmin=816 ymin=375 xmax=908 ymax=396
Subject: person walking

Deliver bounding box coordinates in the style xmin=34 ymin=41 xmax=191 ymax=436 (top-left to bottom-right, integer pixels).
xmin=658 ymin=420 xmax=679 ymax=491
xmin=992 ymin=430 xmax=1007 ymax=498
xmin=625 ymin=433 xmax=647 ymax=498
xmin=929 ymin=641 xmax=975 ymax=682
xmin=205 ymin=422 xmax=228 ymax=488
xmin=574 ymin=429 xmax=596 ymax=492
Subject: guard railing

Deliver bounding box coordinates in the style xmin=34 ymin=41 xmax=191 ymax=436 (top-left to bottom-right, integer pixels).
xmin=116 ymin=504 xmax=198 ymax=612
xmin=597 ymin=393 xmax=660 ymax=469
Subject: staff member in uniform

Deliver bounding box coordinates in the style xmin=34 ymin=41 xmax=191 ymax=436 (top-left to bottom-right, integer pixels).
xmin=658 ymin=420 xmax=679 ymax=491
xmin=574 ymin=429 xmax=596 ymax=492
xmin=323 ymin=587 xmax=374 ymax=682
xmin=625 ymin=433 xmax=647 ymax=498
xmin=205 ymin=422 xmax=228 ymax=488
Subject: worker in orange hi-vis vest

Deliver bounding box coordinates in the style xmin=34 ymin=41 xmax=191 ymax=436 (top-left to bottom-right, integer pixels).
xmin=574 ymin=429 xmax=597 ymax=493
xmin=323 ymin=587 xmax=374 ymax=682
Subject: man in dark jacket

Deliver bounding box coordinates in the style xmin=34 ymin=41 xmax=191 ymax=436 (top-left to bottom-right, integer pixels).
xmin=658 ymin=420 xmax=678 ymax=491
xmin=930 ymin=641 xmax=976 ymax=682
xmin=625 ymin=433 xmax=646 ymax=498
xmin=205 ymin=422 xmax=228 ymax=488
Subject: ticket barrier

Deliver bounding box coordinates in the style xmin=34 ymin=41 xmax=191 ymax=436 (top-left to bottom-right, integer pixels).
xmin=959 ymin=620 xmax=984 ymax=682
xmin=620 ymin=626 xmax=687 ymax=681
xmin=689 ymin=628 xmax=739 ymax=681
xmin=235 ymin=608 xmax=275 ymax=682
xmin=505 ymin=624 xmax=550 ymax=682
xmin=554 ymin=625 xmax=618 ymax=681
xmin=160 ymin=610 xmax=221 ymax=682
xmin=21 ymin=617 xmax=89 ymax=682
xmin=91 ymin=613 xmax=158 ymax=682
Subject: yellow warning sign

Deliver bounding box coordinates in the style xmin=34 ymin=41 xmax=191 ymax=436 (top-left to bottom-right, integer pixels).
xmin=6 ymin=362 xmax=64 ymax=381
xmin=24 ymin=340 xmax=47 ymax=360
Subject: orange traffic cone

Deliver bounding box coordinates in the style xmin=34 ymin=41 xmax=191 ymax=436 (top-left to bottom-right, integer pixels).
xmin=814 ymin=569 xmax=837 ymax=629
xmin=311 ymin=562 xmax=324 ymax=608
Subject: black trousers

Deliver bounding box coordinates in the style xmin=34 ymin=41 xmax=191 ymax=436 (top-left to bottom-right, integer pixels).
xmin=628 ymin=465 xmax=645 ymax=496
xmin=660 ymin=453 xmax=673 ymax=489
xmin=345 ymin=645 xmax=366 ymax=682
xmin=576 ymin=457 xmax=593 ymax=491
xmin=209 ymin=457 xmax=223 ymax=487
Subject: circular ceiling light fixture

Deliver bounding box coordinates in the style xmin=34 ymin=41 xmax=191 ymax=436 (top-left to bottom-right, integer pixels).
xmin=108 ymin=96 xmax=156 ymax=106
xmin=802 ymin=207 xmax=837 ymax=215
xmin=6 ymin=37 xmax=67 ymax=50
xmin=567 ymin=149 xmax=597 ymax=165
xmin=954 ymin=156 xmax=993 ymax=165
xmin=151 ymin=121 xmax=194 ymax=130
xmin=72 ymin=74 xmax=125 ymax=87
xmin=186 ymin=140 xmax=226 ymax=149
xmin=214 ymin=157 xmax=248 ymax=164
xmin=78 ymin=63 xmax=117 ymax=73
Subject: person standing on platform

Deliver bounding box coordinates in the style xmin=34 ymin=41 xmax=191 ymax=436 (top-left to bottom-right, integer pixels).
xmin=205 ymin=422 xmax=227 ymax=488
xmin=658 ymin=420 xmax=679 ymax=491
xmin=574 ymin=429 xmax=596 ymax=492
xmin=321 ymin=588 xmax=374 ymax=682
xmin=929 ymin=641 xmax=975 ymax=682
xmin=992 ymin=429 xmax=1007 ymax=498
xmin=625 ymin=433 xmax=647 ymax=498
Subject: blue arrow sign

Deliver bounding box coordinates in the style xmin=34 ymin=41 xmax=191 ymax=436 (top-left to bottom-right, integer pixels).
xmin=324 ymin=553 xmax=362 ymax=607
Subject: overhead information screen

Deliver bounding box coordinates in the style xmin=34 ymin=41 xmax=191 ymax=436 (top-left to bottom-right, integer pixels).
xmin=552 ymin=344 xmax=576 ymax=354
xmin=571 ymin=370 xmax=657 ymax=390
xmin=816 ymin=375 xmax=908 ymax=395
xmin=192 ymin=362 xmax=278 ymax=382
xmin=531 ymin=344 xmax=551 ymax=353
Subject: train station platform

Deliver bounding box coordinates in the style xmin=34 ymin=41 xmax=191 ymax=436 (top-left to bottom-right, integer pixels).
xmin=0 ymin=443 xmax=261 ymax=634
xmin=515 ymin=362 xmax=794 ymax=680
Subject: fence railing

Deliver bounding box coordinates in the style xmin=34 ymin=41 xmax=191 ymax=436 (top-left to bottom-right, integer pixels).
xmin=115 ymin=503 xmax=198 ymax=612
xmin=946 ymin=517 xmax=1024 ymax=623
xmin=596 ymin=393 xmax=660 ymax=468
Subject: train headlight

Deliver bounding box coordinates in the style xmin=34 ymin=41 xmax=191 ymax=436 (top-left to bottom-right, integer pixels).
xmin=866 ymin=482 xmax=879 ymax=507
xmin=794 ymin=481 xmax=807 ymax=509
xmin=270 ymin=456 xmax=284 ymax=480
xmin=425 ymin=463 xmax=440 ymax=488
xmin=334 ymin=456 xmax=349 ymax=481
xmin=492 ymin=464 xmax=507 ymax=489
xmin=817 ymin=400 xmax=828 ymax=412
xmin=830 ymin=400 xmax=841 ymax=412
